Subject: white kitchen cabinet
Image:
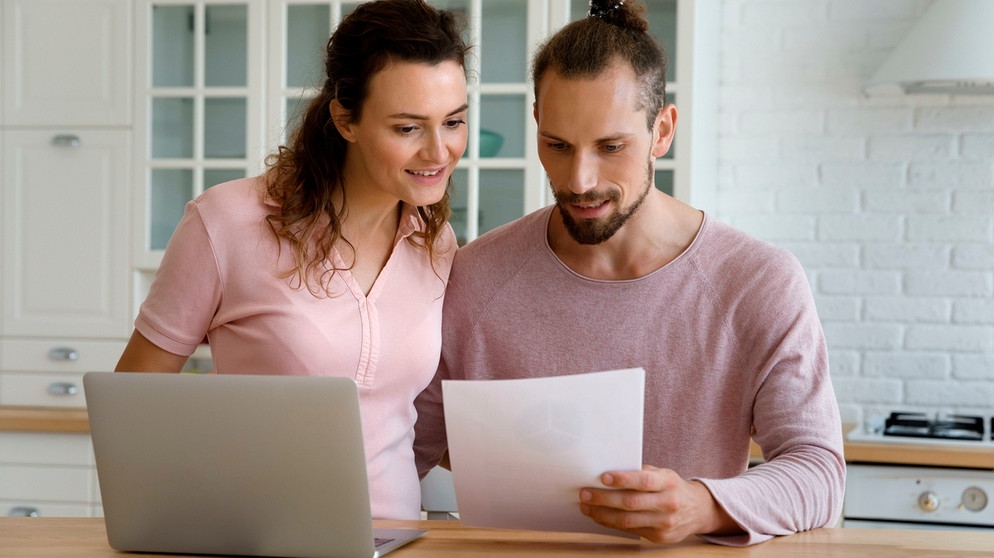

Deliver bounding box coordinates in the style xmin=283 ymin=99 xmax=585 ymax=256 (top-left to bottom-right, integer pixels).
xmin=1 ymin=4 xmax=5 ymax=344
xmin=0 ymin=4 xmax=7 ymax=339
xmin=0 ymin=431 xmax=98 ymax=518
xmin=1 ymin=0 xmax=134 ymax=404
xmin=0 ymin=339 xmax=126 ymax=408
xmin=0 ymin=0 xmax=129 ymax=520
xmin=1 ymin=130 xmax=132 ymax=340
xmin=1 ymin=0 xmax=131 ymax=126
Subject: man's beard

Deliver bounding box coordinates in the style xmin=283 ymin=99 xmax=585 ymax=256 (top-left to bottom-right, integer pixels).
xmin=553 ymin=160 xmax=654 ymax=245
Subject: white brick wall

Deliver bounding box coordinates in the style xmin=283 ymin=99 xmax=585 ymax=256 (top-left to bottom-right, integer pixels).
xmin=717 ymin=0 xmax=994 ymax=426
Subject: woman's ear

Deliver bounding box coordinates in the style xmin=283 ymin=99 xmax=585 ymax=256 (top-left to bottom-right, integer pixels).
xmin=330 ymin=100 xmax=357 ymax=142
xmin=650 ymin=104 xmax=678 ymax=159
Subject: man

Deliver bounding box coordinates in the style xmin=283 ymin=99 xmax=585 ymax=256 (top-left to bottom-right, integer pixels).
xmin=414 ymin=0 xmax=845 ymax=546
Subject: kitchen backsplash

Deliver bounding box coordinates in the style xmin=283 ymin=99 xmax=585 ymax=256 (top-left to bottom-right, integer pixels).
xmin=714 ymin=0 xmax=994 ymax=427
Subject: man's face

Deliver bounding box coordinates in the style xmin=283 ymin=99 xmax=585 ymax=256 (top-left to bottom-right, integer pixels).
xmin=534 ymin=64 xmax=674 ymax=245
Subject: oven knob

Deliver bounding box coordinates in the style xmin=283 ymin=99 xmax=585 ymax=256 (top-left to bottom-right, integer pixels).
xmin=918 ymin=491 xmax=940 ymax=512
xmin=962 ymin=487 xmax=988 ymax=512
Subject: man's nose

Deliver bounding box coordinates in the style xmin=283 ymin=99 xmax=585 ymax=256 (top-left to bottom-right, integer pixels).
xmin=567 ymin=152 xmax=598 ymax=194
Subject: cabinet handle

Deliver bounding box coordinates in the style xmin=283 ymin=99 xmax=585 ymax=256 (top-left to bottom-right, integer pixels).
xmin=47 ymin=347 xmax=80 ymax=361
xmin=47 ymin=382 xmax=80 ymax=397
xmin=8 ymin=506 xmax=40 ymax=517
xmin=51 ymin=134 xmax=81 ymax=147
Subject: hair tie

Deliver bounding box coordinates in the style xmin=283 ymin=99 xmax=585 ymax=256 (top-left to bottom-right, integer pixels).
xmin=588 ymin=0 xmax=625 ymax=18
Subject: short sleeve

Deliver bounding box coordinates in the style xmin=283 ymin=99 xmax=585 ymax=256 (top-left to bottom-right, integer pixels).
xmin=134 ymin=200 xmax=223 ymax=356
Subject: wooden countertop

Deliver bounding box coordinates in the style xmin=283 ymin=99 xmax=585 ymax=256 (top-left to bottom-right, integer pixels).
xmin=0 ymin=406 xmax=89 ymax=433
xmin=2 ymin=408 xmax=992 ymax=469
xmin=844 ymin=436 xmax=994 ymax=469
xmin=3 ymin=518 xmax=994 ymax=557
xmin=840 ymin=423 xmax=994 ymax=469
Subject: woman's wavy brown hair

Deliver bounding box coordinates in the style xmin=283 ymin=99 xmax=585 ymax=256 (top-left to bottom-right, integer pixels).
xmin=265 ymin=0 xmax=469 ymax=295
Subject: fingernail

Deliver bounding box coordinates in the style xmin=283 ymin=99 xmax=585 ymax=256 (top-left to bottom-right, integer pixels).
xmin=602 ymin=473 xmax=614 ymax=485
xmin=580 ymin=489 xmax=591 ymax=502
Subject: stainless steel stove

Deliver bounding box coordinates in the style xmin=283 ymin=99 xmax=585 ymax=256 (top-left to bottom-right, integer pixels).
xmin=844 ymin=412 xmax=994 ymax=531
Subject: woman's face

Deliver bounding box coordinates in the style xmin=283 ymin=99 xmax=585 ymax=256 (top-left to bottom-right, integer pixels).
xmin=336 ymin=59 xmax=468 ymax=208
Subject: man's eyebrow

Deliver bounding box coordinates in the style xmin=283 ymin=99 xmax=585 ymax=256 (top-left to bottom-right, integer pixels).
xmin=537 ymin=131 xmax=566 ymax=142
xmin=538 ymin=131 xmax=634 ymax=143
xmin=595 ymin=133 xmax=635 ymax=143
xmin=388 ymin=103 xmax=470 ymax=120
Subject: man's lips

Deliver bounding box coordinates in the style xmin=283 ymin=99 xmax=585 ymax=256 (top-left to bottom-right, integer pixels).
xmin=573 ymin=200 xmax=607 ymax=210
xmin=568 ymin=198 xmax=611 ymax=217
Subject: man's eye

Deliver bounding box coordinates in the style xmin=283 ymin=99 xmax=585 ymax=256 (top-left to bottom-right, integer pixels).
xmin=603 ymin=144 xmax=623 ymax=153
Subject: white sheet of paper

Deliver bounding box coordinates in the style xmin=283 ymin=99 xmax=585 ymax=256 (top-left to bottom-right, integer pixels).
xmin=442 ymin=368 xmax=644 ymax=538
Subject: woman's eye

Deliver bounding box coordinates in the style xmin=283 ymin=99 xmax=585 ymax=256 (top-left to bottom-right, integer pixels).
xmin=445 ymin=118 xmax=466 ymax=129
xmin=396 ymin=125 xmax=418 ymax=135
xmin=546 ymin=142 xmax=568 ymax=152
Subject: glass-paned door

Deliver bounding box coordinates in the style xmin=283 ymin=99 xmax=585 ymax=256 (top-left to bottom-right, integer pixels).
xmin=136 ymin=0 xmax=265 ymax=267
xmin=267 ymin=1 xmax=363 ymax=151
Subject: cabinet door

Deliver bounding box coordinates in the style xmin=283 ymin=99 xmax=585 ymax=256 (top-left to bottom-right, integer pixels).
xmin=0 ymin=340 xmax=125 ymax=407
xmin=1 ymin=0 xmax=131 ymax=126
xmin=2 ymin=130 xmax=131 ymax=339
xmin=0 ymin=431 xmax=96 ymax=517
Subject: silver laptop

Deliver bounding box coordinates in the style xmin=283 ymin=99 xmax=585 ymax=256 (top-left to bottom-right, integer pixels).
xmin=84 ymin=372 xmax=425 ymax=558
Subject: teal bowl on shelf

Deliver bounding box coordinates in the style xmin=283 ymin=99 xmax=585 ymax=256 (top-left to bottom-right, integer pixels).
xmin=476 ymin=129 xmax=503 ymax=158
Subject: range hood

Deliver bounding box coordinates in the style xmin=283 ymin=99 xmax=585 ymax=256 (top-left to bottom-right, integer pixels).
xmin=865 ymin=0 xmax=994 ymax=95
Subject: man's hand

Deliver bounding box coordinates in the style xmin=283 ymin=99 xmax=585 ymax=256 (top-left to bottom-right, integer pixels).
xmin=578 ymin=465 xmax=741 ymax=543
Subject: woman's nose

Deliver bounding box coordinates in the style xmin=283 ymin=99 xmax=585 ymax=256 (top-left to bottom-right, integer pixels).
xmin=420 ymin=131 xmax=446 ymax=163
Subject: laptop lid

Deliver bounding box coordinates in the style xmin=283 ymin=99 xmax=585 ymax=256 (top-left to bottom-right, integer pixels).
xmin=83 ymin=372 xmax=424 ymax=558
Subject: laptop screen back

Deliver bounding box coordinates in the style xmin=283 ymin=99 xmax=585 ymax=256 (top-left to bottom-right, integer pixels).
xmin=85 ymin=372 xmax=378 ymax=558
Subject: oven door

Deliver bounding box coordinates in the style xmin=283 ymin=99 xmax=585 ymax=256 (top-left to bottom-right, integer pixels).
xmin=844 ymin=464 xmax=994 ymax=531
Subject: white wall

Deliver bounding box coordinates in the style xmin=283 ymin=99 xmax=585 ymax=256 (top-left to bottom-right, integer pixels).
xmin=715 ymin=0 xmax=994 ymax=428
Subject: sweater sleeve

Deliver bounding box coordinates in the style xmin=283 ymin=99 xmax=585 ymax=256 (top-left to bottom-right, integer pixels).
xmin=413 ymin=357 xmax=450 ymax=478
xmin=413 ymin=246 xmax=472 ymax=478
xmin=694 ymin=253 xmax=846 ymax=546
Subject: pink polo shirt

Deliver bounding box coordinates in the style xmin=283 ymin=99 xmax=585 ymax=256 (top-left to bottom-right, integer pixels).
xmin=135 ymin=176 xmax=455 ymax=519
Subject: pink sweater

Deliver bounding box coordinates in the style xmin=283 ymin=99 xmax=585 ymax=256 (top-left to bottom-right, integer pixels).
xmin=136 ymin=177 xmax=456 ymax=519
xmin=414 ymin=207 xmax=845 ymax=545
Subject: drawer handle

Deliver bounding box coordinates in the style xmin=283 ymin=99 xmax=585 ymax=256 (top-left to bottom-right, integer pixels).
xmin=47 ymin=347 xmax=80 ymax=361
xmin=8 ymin=506 xmax=40 ymax=517
xmin=47 ymin=382 xmax=80 ymax=396
xmin=51 ymin=134 xmax=81 ymax=147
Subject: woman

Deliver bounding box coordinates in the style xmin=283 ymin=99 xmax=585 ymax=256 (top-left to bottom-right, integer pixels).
xmin=114 ymin=0 xmax=469 ymax=520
